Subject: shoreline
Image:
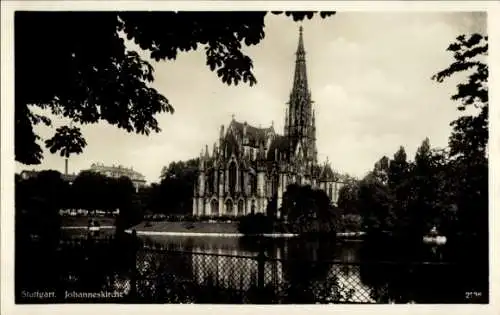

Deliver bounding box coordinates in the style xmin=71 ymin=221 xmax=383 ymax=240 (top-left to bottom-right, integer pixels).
xmin=124 ymin=229 xmax=365 ymax=238
xmin=59 ymin=223 xmax=365 ymax=238
xmin=124 ymin=229 xmax=298 ymax=238
xmin=61 ymin=226 xmax=115 ymax=230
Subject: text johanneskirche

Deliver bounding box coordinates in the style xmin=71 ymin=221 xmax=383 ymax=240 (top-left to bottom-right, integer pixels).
xmin=193 ymin=27 xmax=344 ymax=218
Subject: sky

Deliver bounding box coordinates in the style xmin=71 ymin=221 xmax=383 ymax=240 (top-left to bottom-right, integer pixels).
xmin=16 ymin=11 xmax=487 ymax=183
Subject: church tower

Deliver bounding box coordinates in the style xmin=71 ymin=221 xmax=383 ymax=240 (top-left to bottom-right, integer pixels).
xmin=193 ymin=25 xmax=343 ymax=218
xmin=285 ymin=26 xmax=317 ymax=165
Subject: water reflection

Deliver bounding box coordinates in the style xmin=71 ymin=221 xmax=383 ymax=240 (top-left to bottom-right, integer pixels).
xmin=138 ymin=235 xmax=375 ymax=303
xmin=17 ymin=230 xmax=487 ymax=304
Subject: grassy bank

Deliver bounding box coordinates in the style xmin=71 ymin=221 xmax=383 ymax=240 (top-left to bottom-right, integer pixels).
xmin=61 ymin=216 xmax=116 ymax=227
xmin=130 ymin=221 xmax=364 ymax=238
xmin=131 ymin=221 xmax=240 ymax=234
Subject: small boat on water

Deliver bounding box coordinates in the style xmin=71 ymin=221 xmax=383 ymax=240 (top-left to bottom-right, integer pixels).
xmin=423 ymin=226 xmax=447 ymax=245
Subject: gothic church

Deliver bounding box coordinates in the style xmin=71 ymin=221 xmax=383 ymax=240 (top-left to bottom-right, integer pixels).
xmin=193 ymin=27 xmax=343 ymax=218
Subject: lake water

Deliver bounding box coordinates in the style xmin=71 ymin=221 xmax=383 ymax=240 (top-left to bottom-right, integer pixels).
xmin=22 ymin=229 xmax=486 ymax=303
xmin=131 ymin=233 xmax=466 ymax=303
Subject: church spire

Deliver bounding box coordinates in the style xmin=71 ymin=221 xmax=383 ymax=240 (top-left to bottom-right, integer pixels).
xmin=297 ymin=26 xmax=305 ymax=51
xmin=286 ymin=26 xmax=314 ymax=161
xmin=292 ymin=25 xmax=309 ymax=96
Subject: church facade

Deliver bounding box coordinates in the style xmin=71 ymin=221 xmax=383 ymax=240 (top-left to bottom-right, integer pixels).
xmin=193 ymin=27 xmax=344 ymax=218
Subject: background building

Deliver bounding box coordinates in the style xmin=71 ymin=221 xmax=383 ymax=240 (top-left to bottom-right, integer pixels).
xmin=88 ymin=163 xmax=147 ymax=192
xmin=193 ymin=27 xmax=345 ymax=218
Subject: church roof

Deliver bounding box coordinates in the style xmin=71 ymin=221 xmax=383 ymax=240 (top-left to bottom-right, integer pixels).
xmin=319 ymin=162 xmax=336 ymax=181
xmin=222 ymin=131 xmax=241 ymax=157
xmin=312 ymin=165 xmax=323 ymax=177
xmin=230 ymin=120 xmax=272 ymax=147
xmin=267 ymin=135 xmax=289 ymax=161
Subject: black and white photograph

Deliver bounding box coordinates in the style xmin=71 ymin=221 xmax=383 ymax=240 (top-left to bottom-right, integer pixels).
xmin=1 ymin=1 xmax=498 ymax=314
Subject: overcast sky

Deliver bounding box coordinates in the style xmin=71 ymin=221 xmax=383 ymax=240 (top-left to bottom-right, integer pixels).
xmin=16 ymin=11 xmax=487 ymax=183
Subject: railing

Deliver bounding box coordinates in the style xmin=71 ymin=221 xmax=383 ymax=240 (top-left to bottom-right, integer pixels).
xmin=15 ymin=237 xmax=489 ymax=304
xmin=130 ymin=246 xmax=485 ymax=304
xmin=131 ymin=247 xmax=373 ymax=303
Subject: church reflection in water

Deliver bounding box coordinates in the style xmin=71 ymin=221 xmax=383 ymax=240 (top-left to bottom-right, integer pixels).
xmin=134 ymin=234 xmax=479 ymax=304
xmin=190 ymin=247 xmax=284 ymax=292
xmin=137 ymin=236 xmax=374 ymax=303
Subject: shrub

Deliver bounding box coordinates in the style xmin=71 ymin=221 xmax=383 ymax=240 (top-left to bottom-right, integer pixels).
xmin=238 ymin=213 xmax=274 ymax=235
xmin=339 ymin=214 xmax=362 ymax=232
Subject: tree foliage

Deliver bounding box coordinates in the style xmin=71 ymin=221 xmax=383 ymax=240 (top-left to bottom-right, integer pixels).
xmin=358 ymin=173 xmax=394 ymax=233
xmin=17 ymin=170 xmax=137 ymax=214
xmin=432 ymin=33 xmax=488 ymax=241
xmin=15 ymin=170 xmax=69 ymax=244
xmin=160 ymin=158 xmax=199 ymax=181
xmin=15 ymin=11 xmax=335 ymax=165
xmin=16 ymin=169 xmax=141 ymax=238
xmin=372 ymin=156 xmax=390 ymax=185
xmin=337 ymin=181 xmax=358 ymax=214
xmin=281 ymin=184 xmax=338 ymax=234
xmin=44 ymin=125 xmax=87 ymax=158
xmin=337 ymin=33 xmax=489 ymax=243
xmin=238 ymin=213 xmax=274 ymax=235
xmin=154 ymin=158 xmax=200 ymax=214
xmin=432 ymin=33 xmax=488 ymax=161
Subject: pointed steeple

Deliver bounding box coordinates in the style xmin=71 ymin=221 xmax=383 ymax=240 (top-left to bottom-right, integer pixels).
xmin=287 ymin=26 xmax=314 ymax=161
xmin=292 ymin=25 xmax=309 ymax=96
xmin=297 ymin=26 xmax=305 ymax=56
xmin=199 ymin=148 xmax=205 ymax=170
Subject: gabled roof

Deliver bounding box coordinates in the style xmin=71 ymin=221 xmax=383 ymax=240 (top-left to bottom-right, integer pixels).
xmin=267 ymin=135 xmax=289 ymax=161
xmin=229 ymin=120 xmax=273 ymax=148
xmin=222 ymin=131 xmax=241 ymax=158
xmin=319 ymin=162 xmax=336 ymax=182
xmin=312 ymin=165 xmax=323 ymax=177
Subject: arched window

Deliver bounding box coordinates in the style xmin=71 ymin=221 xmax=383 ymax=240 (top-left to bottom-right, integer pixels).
xmin=251 ymin=200 xmax=256 ymax=214
xmin=240 ymin=170 xmax=245 ymax=193
xmin=272 ymin=174 xmax=279 ymax=195
xmin=250 ymin=174 xmax=257 ymax=194
xmin=228 ymin=162 xmax=237 ymax=195
xmin=225 ymin=199 xmax=233 ymax=214
xmin=211 ymin=199 xmax=219 ymax=216
xmin=238 ymin=199 xmax=244 ymax=215
xmin=207 ymin=169 xmax=215 ymax=194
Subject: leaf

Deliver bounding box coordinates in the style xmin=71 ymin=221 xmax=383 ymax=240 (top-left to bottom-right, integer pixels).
xmin=16 ymin=11 xmax=335 ymax=165
xmin=432 ymin=33 xmax=488 ymax=160
xmin=44 ymin=125 xmax=87 ymax=158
